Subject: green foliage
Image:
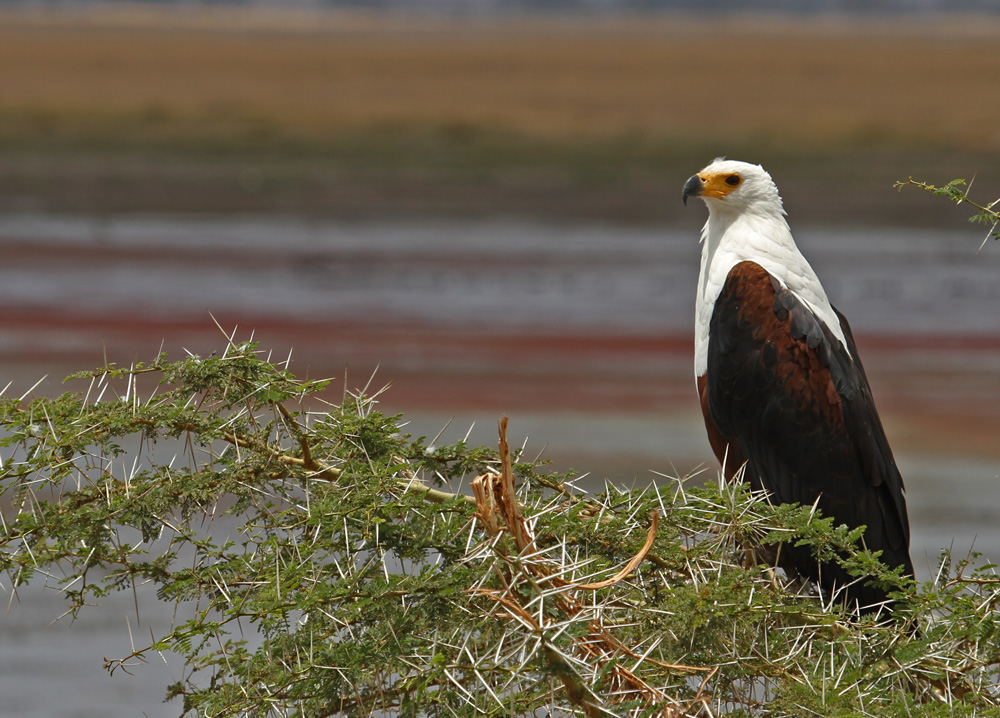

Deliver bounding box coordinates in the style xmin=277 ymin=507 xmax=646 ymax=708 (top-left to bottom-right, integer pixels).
xmin=0 ymin=340 xmax=999 ymax=717
xmin=896 ymin=177 xmax=1000 ymax=248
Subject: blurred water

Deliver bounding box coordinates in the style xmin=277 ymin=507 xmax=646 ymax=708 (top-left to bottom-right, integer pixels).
xmin=0 ymin=213 xmax=999 ymax=334
xmin=0 ymin=214 xmax=998 ymax=716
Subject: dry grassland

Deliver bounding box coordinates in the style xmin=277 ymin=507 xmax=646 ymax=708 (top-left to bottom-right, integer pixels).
xmin=2 ymin=8 xmax=999 ymax=150
xmin=1 ymin=8 xmax=999 ymax=219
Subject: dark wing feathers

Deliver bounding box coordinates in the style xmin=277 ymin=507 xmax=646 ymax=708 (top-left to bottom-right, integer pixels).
xmin=833 ymin=306 xmax=911 ymax=550
xmin=704 ymin=261 xmax=913 ymax=609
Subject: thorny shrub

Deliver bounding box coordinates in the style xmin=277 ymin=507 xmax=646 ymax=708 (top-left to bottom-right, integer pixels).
xmin=0 ymin=339 xmax=998 ymax=717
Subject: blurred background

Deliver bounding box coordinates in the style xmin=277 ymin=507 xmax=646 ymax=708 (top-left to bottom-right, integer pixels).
xmin=2 ymin=2 xmax=1000 ymax=715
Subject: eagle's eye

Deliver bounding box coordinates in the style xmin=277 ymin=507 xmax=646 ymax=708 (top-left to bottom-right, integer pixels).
xmin=725 ymin=174 xmax=742 ymax=187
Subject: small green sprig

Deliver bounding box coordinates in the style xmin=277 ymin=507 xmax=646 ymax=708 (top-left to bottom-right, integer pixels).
xmin=896 ymin=177 xmax=1000 ymax=250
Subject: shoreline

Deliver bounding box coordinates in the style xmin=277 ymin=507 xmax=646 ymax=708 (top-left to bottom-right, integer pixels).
xmin=0 ymin=148 xmax=993 ymax=226
xmin=0 ymin=311 xmax=996 ymax=462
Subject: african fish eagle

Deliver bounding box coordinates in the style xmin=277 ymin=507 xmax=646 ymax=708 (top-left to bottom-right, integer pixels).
xmin=682 ymin=158 xmax=914 ymax=612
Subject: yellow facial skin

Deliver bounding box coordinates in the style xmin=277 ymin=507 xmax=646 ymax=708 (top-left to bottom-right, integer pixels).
xmin=696 ymin=171 xmax=743 ymax=200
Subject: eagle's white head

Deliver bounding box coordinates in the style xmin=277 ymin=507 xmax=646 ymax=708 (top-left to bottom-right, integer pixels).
xmin=681 ymin=158 xmax=785 ymax=219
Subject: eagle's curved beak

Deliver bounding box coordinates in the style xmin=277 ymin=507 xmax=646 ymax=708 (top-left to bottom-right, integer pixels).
xmin=682 ymin=174 xmax=704 ymax=206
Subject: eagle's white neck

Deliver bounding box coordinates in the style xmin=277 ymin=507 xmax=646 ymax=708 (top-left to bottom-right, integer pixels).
xmin=694 ymin=204 xmax=848 ymax=378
